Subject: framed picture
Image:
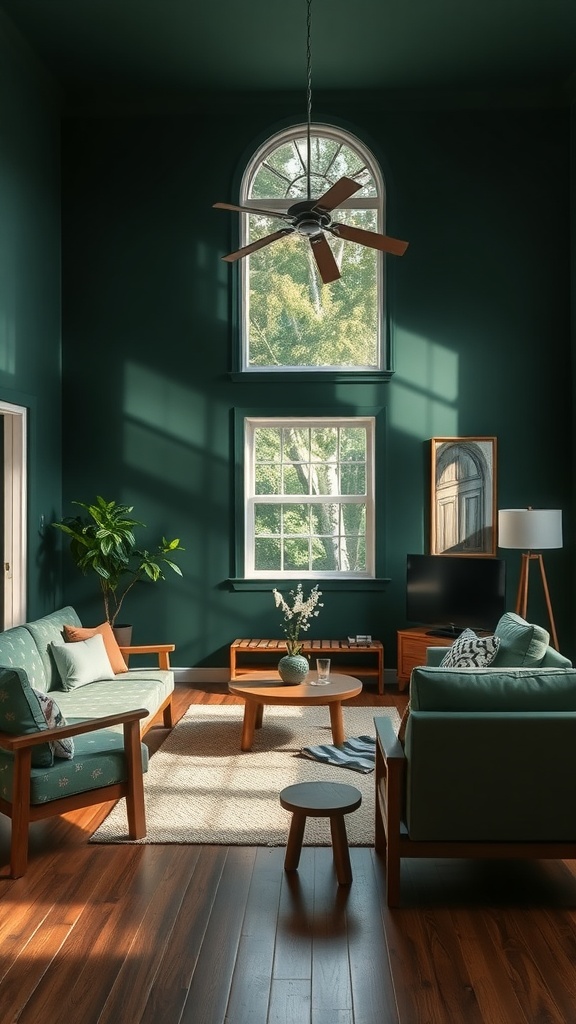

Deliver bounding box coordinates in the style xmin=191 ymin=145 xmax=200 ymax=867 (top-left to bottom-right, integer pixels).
xmin=430 ymin=437 xmax=497 ymax=556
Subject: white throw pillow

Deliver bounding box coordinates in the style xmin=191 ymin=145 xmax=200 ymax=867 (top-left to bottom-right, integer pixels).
xmin=32 ymin=689 xmax=74 ymax=759
xmin=439 ymin=628 xmax=500 ymax=668
xmin=51 ymin=632 xmax=114 ymax=690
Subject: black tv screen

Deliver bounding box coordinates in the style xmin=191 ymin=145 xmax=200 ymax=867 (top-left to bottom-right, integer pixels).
xmin=406 ymin=554 xmax=506 ymax=636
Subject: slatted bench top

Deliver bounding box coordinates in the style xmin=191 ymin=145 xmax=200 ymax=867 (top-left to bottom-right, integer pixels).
xmin=230 ymin=638 xmax=383 ymax=652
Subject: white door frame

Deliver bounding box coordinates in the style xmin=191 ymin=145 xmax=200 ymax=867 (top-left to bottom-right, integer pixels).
xmin=0 ymin=401 xmax=27 ymax=628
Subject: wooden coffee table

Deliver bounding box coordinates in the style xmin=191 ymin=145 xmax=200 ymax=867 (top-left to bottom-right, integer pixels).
xmin=228 ymin=672 xmax=362 ymax=752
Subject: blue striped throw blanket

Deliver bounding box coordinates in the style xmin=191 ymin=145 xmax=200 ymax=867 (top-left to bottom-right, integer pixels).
xmin=300 ymin=735 xmax=376 ymax=774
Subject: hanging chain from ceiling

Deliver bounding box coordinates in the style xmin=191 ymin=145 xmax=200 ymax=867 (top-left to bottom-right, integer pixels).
xmin=306 ymin=0 xmax=313 ymax=200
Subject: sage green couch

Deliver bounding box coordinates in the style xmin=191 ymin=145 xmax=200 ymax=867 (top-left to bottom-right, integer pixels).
xmin=0 ymin=605 xmax=175 ymax=876
xmin=0 ymin=605 xmax=175 ymax=735
xmin=376 ymin=613 xmax=576 ymax=905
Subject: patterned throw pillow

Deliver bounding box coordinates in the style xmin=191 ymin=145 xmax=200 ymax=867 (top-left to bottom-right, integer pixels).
xmin=439 ymin=628 xmax=501 ymax=668
xmin=32 ymin=689 xmax=74 ymax=759
xmin=0 ymin=666 xmax=54 ymax=767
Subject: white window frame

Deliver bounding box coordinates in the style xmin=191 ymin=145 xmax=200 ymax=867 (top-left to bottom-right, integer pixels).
xmin=239 ymin=123 xmax=386 ymax=374
xmin=244 ymin=415 xmax=376 ymax=579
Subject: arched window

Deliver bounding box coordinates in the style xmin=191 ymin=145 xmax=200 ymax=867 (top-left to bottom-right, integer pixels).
xmin=238 ymin=123 xmax=387 ymax=373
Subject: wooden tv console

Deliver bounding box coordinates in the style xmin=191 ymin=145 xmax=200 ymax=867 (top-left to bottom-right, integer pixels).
xmin=396 ymin=626 xmax=458 ymax=692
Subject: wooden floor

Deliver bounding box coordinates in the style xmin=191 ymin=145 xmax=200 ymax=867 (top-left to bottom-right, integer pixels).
xmin=1 ymin=680 xmax=576 ymax=1024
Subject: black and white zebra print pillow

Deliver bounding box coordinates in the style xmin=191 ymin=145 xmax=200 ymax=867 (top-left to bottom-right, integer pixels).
xmin=439 ymin=628 xmax=500 ymax=668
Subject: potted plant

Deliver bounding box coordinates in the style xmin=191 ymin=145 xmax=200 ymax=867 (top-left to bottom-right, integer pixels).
xmin=272 ymin=582 xmax=323 ymax=683
xmin=52 ymin=495 xmax=184 ymax=636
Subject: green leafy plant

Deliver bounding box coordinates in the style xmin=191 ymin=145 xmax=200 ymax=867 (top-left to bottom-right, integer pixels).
xmin=52 ymin=496 xmax=184 ymax=627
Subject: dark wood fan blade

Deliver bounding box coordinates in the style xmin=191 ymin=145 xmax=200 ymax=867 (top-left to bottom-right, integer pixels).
xmin=222 ymin=227 xmax=294 ymax=262
xmin=329 ymin=222 xmax=409 ymax=256
xmin=309 ymin=233 xmax=341 ymax=284
xmin=214 ymin=201 xmax=292 ymax=221
xmin=311 ymin=176 xmax=362 ymax=214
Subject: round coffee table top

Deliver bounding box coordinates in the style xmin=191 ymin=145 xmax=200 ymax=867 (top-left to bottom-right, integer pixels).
xmin=228 ymin=672 xmax=362 ymax=705
xmin=280 ymin=781 xmax=362 ymax=816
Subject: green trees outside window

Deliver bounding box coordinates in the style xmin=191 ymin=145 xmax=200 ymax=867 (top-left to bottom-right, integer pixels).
xmin=240 ymin=125 xmax=385 ymax=371
xmin=245 ymin=418 xmax=374 ymax=578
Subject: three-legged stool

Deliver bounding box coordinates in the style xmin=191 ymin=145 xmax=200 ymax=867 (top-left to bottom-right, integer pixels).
xmin=279 ymin=781 xmax=362 ymax=886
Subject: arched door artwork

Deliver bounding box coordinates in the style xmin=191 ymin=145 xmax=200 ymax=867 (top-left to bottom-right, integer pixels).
xmin=430 ymin=437 xmax=497 ymax=556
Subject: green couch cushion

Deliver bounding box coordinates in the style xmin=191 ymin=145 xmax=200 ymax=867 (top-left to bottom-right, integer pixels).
xmin=0 ymin=625 xmax=48 ymax=693
xmin=0 ymin=666 xmax=54 ymax=767
xmin=405 ymin=711 xmax=576 ymax=841
xmin=54 ymin=673 xmax=173 ymax=734
xmin=410 ymin=665 xmax=576 ymax=712
xmin=0 ymin=727 xmax=148 ymax=805
xmin=540 ymin=647 xmax=572 ymax=667
xmin=25 ymin=606 xmax=82 ymax=692
xmin=491 ymin=612 xmax=550 ymax=667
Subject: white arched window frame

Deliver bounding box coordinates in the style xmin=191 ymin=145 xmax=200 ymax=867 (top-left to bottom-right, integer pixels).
xmin=238 ymin=123 xmax=387 ymax=374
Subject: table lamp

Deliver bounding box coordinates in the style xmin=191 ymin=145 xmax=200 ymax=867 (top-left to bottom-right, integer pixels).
xmin=498 ymin=508 xmax=563 ymax=650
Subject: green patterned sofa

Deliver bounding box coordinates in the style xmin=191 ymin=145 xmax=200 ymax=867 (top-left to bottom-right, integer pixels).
xmin=0 ymin=605 xmax=176 ymax=877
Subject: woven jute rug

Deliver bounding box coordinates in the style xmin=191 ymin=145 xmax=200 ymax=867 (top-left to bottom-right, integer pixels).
xmin=90 ymin=702 xmax=400 ymax=847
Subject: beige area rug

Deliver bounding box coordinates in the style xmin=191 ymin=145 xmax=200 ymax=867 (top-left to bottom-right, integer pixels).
xmin=90 ymin=703 xmax=400 ymax=847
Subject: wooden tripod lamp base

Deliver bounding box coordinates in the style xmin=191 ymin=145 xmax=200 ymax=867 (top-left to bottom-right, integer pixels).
xmin=514 ymin=552 xmax=559 ymax=651
xmin=499 ymin=508 xmax=563 ymax=653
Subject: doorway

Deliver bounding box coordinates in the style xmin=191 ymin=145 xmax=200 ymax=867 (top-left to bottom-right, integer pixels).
xmin=0 ymin=401 xmax=27 ymax=628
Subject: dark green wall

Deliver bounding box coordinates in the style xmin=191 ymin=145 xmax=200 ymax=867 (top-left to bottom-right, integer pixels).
xmin=0 ymin=13 xmax=62 ymax=619
xmin=572 ymin=96 xmax=576 ymax=645
xmin=59 ymin=94 xmax=573 ymax=666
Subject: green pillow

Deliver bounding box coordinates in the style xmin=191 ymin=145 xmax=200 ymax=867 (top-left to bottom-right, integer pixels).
xmin=0 ymin=666 xmax=53 ymax=767
xmin=50 ymin=633 xmax=114 ymax=690
xmin=492 ymin=612 xmax=550 ymax=667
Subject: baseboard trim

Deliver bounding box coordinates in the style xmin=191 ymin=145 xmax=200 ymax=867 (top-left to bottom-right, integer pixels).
xmin=174 ymin=667 xmax=230 ymax=684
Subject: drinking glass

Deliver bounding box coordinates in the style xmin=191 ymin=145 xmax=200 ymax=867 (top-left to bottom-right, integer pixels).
xmin=311 ymin=657 xmax=331 ymax=685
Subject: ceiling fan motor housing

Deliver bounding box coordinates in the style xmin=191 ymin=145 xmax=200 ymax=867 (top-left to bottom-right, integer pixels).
xmin=287 ymin=199 xmax=331 ymax=237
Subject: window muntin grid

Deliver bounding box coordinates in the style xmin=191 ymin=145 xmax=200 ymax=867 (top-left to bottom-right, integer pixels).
xmin=245 ymin=417 xmax=375 ymax=578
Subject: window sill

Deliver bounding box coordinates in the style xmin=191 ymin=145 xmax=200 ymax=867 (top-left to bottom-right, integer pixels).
xmin=229 ymin=370 xmax=394 ymax=383
xmin=227 ymin=578 xmax=391 ymax=592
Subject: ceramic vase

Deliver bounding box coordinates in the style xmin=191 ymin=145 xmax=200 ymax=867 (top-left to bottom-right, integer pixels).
xmin=278 ymin=653 xmax=309 ymax=684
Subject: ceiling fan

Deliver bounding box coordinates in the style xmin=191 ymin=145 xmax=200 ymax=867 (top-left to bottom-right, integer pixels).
xmin=213 ymin=0 xmax=409 ymax=285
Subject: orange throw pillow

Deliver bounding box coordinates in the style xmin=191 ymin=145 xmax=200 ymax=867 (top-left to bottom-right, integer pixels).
xmin=63 ymin=621 xmax=129 ymax=674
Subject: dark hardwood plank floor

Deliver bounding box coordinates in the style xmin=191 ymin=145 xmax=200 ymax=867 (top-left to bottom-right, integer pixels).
xmin=0 ymin=680 xmax=575 ymax=1023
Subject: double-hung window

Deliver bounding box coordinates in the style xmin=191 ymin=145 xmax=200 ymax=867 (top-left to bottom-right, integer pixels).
xmin=244 ymin=416 xmax=375 ymax=579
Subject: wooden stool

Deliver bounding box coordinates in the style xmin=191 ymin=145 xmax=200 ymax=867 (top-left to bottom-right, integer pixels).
xmin=279 ymin=781 xmax=362 ymax=886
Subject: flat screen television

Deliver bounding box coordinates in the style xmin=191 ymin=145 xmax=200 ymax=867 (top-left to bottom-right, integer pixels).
xmin=406 ymin=554 xmax=506 ymax=637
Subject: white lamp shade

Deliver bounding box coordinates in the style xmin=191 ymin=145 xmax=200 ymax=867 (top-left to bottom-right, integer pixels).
xmin=498 ymin=508 xmax=563 ymax=550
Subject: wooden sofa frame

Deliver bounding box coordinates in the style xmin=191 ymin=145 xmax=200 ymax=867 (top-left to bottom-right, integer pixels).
xmin=0 ymin=708 xmax=148 ymax=879
xmin=374 ymin=717 xmax=576 ymax=907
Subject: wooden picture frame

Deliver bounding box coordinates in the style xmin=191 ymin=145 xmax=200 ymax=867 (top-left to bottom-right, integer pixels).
xmin=430 ymin=437 xmax=497 ymax=556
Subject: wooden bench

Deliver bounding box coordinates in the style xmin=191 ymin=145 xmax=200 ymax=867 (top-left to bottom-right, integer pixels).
xmin=229 ymin=638 xmax=385 ymax=694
